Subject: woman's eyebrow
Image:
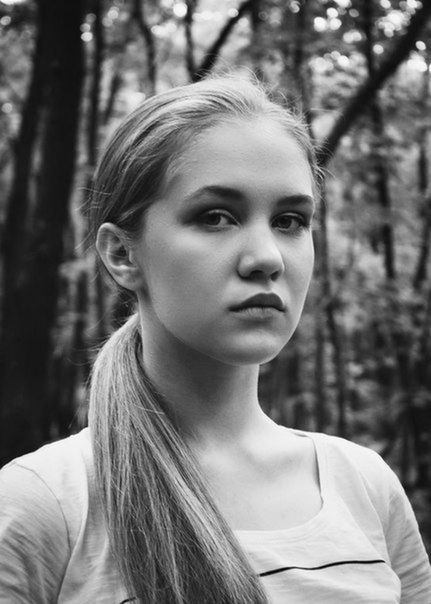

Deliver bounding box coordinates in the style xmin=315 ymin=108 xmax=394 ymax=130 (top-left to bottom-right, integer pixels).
xmin=184 ymin=185 xmax=244 ymax=203
xmin=184 ymin=185 xmax=315 ymax=208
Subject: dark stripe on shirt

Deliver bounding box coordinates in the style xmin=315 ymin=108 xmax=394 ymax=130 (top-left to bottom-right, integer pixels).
xmin=119 ymin=559 xmax=387 ymax=600
xmin=259 ymin=558 xmax=386 ymax=577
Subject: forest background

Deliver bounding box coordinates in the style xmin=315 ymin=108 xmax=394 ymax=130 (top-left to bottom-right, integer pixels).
xmin=1 ymin=0 xmax=431 ymax=553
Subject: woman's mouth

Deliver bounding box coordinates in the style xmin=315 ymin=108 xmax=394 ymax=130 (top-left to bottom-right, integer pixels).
xmin=229 ymin=292 xmax=286 ymax=315
xmin=231 ymin=305 xmax=282 ymax=319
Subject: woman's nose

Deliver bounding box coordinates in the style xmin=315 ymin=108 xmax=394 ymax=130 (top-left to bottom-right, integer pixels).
xmin=237 ymin=224 xmax=285 ymax=281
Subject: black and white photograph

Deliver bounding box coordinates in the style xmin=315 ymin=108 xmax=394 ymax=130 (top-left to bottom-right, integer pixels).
xmin=0 ymin=0 xmax=431 ymax=602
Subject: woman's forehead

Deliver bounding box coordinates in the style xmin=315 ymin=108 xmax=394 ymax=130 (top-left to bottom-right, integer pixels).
xmin=162 ymin=118 xmax=313 ymax=200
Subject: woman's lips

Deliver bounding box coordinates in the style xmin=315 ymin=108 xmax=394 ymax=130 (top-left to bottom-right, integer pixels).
xmin=230 ymin=292 xmax=285 ymax=312
xmin=230 ymin=306 xmax=282 ymax=319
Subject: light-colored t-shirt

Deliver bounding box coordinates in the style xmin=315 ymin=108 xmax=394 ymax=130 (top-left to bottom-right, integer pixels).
xmin=0 ymin=427 xmax=430 ymax=603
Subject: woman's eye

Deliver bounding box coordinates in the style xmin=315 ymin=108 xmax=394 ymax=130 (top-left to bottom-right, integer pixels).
xmin=197 ymin=210 xmax=235 ymax=228
xmin=273 ymin=213 xmax=307 ymax=232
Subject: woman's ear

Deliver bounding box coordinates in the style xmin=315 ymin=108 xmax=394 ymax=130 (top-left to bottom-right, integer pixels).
xmin=96 ymin=223 xmax=145 ymax=292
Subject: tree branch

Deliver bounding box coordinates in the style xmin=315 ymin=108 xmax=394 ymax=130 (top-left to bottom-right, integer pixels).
xmin=317 ymin=3 xmax=431 ymax=167
xmin=184 ymin=0 xmax=197 ymax=80
xmin=193 ymin=0 xmax=257 ymax=82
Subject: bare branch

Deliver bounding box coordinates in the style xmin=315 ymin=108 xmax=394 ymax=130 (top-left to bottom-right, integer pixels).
xmin=193 ymin=0 xmax=257 ymax=81
xmin=317 ymin=3 xmax=431 ymax=166
xmin=184 ymin=0 xmax=197 ymax=80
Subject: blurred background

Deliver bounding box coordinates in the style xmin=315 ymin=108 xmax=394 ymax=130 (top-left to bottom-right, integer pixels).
xmin=0 ymin=0 xmax=430 ymax=551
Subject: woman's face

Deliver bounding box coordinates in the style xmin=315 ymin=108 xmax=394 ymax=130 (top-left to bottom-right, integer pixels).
xmin=134 ymin=117 xmax=315 ymax=365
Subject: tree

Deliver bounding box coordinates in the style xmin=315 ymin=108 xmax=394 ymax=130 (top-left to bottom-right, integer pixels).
xmin=0 ymin=0 xmax=85 ymax=464
xmin=317 ymin=0 xmax=431 ymax=165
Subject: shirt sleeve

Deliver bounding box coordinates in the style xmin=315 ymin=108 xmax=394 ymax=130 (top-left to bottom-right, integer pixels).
xmin=383 ymin=467 xmax=431 ymax=603
xmin=0 ymin=462 xmax=70 ymax=603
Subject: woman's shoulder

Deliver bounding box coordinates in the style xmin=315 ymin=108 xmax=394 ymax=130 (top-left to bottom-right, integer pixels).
xmin=1 ymin=428 xmax=92 ymax=485
xmin=0 ymin=432 xmax=122 ymax=601
xmin=303 ymin=429 xmax=397 ymax=485
xmin=0 ymin=431 xmax=94 ymax=601
xmin=301 ymin=432 xmax=431 ymax=597
xmin=293 ymin=428 xmax=403 ymax=520
xmin=1 ymin=427 xmax=92 ymax=475
xmin=0 ymin=428 xmax=94 ymax=541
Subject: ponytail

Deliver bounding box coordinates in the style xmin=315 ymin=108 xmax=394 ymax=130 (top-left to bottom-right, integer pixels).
xmin=89 ymin=314 xmax=268 ymax=603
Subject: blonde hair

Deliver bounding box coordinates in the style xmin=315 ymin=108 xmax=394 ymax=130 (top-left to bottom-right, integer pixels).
xmin=88 ymin=76 xmax=318 ymax=603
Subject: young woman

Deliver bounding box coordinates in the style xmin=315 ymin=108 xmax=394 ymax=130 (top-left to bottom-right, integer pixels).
xmin=0 ymin=77 xmax=430 ymax=604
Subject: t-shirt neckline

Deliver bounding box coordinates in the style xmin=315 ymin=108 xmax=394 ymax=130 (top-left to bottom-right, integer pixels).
xmin=234 ymin=428 xmax=332 ymax=541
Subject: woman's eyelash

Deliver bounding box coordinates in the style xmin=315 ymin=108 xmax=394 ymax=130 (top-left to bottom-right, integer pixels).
xmin=196 ymin=209 xmax=235 ymax=226
xmin=273 ymin=213 xmax=309 ymax=230
xmin=195 ymin=209 xmax=311 ymax=231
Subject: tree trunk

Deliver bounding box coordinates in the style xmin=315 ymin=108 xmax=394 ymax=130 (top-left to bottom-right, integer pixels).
xmin=361 ymin=0 xmax=396 ymax=281
xmin=1 ymin=4 xmax=48 ymax=310
xmin=279 ymin=1 xmax=332 ymax=433
xmin=319 ymin=186 xmax=349 ymax=437
xmin=132 ymin=0 xmax=157 ymax=95
xmin=249 ymin=0 xmax=265 ymax=80
xmin=292 ymin=0 xmax=311 ymax=121
xmin=88 ymin=0 xmax=104 ymax=170
xmin=413 ymin=50 xmax=431 ymax=290
xmin=314 ymin=311 xmax=328 ymax=432
xmin=103 ymin=70 xmax=123 ymax=124
xmin=47 ymin=269 xmax=89 ymax=438
xmin=102 ymin=14 xmax=134 ymax=124
xmin=371 ymin=105 xmax=397 ymax=280
xmin=392 ymin=326 xmax=425 ymax=486
xmin=0 ymin=0 xmax=85 ymax=465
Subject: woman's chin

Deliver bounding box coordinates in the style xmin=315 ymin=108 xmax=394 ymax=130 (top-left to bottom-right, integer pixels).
xmin=166 ymin=327 xmax=293 ymax=367
xmin=207 ymin=338 xmax=289 ymax=367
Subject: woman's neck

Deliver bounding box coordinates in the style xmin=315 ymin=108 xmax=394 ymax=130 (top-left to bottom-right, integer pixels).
xmin=139 ymin=314 xmax=270 ymax=451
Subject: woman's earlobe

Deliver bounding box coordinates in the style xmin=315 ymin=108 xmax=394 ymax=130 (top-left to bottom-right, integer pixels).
xmin=96 ymin=223 xmax=145 ymax=292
